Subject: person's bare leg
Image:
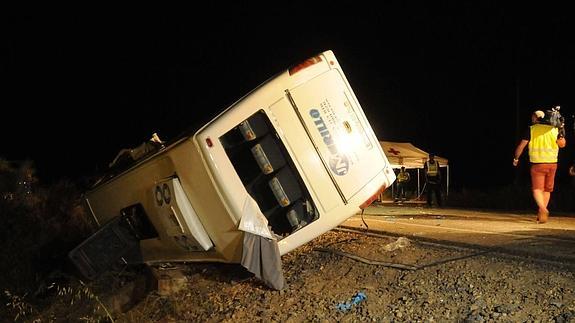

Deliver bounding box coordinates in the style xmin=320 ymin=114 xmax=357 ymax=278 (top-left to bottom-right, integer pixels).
xmin=541 ymin=191 xmax=551 ymax=222
xmin=532 ymin=189 xmax=545 ymax=209
xmin=532 ymin=189 xmax=549 ymax=223
xmin=543 ymin=191 xmax=550 ymax=208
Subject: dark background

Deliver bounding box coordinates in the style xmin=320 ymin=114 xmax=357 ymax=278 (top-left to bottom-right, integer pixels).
xmin=2 ymin=5 xmax=574 ymax=190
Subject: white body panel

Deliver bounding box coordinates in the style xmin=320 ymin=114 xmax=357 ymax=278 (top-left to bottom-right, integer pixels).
xmin=152 ymin=178 xmax=213 ymax=251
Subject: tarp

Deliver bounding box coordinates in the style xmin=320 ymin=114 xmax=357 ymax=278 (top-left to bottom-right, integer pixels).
xmin=239 ymin=195 xmax=285 ymax=290
xmin=379 ymin=141 xmax=448 ymax=169
xmin=379 ymin=141 xmax=450 ymax=197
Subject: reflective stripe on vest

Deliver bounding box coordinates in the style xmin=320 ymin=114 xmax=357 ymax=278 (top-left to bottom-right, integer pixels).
xmin=528 ymin=124 xmax=559 ymax=163
xmin=426 ymin=161 xmax=439 ymax=175
xmin=397 ymin=171 xmax=409 ymax=182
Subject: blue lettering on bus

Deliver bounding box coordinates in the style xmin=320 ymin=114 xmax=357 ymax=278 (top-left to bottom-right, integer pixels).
xmin=309 ymin=109 xmax=349 ymax=176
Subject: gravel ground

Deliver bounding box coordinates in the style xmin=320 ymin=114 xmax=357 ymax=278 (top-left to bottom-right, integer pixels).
xmin=12 ymin=229 xmax=575 ymax=322
xmin=100 ymin=229 xmax=575 ymax=322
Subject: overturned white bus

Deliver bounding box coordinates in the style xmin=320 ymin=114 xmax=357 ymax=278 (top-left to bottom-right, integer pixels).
xmin=69 ymin=50 xmax=396 ymax=289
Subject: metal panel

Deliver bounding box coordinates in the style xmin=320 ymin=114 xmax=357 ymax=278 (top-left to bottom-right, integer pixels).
xmin=153 ymin=177 xmax=214 ymax=251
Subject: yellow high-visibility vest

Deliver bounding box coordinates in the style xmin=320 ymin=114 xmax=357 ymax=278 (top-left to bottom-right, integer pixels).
xmin=426 ymin=161 xmax=439 ymax=176
xmin=528 ymin=124 xmax=559 ymax=163
xmin=397 ymin=171 xmax=410 ymax=182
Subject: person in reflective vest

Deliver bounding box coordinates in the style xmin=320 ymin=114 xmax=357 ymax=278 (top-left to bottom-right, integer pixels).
xmin=513 ymin=110 xmax=566 ymax=223
xmin=394 ymin=166 xmax=410 ymax=202
xmin=424 ymin=153 xmax=442 ymax=207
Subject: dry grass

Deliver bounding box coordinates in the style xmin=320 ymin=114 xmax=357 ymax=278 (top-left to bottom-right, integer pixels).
xmin=0 ymin=161 xmax=99 ymax=321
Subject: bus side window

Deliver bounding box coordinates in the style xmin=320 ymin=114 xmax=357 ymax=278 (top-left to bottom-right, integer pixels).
xmin=251 ymin=135 xmax=287 ymax=175
xmin=239 ymin=111 xmax=269 ymax=141
xmin=221 ymin=110 xmax=319 ymax=238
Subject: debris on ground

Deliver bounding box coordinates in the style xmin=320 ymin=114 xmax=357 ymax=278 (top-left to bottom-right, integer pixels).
xmin=336 ymin=291 xmax=367 ymax=312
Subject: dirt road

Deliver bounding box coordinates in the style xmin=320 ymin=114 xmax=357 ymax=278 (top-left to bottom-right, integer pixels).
xmin=345 ymin=204 xmax=575 ymax=266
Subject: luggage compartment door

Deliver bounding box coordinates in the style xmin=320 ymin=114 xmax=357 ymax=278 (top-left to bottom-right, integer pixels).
xmin=153 ymin=177 xmax=214 ymax=251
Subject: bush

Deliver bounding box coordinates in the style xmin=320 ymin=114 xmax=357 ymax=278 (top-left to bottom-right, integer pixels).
xmin=0 ymin=161 xmax=96 ymax=297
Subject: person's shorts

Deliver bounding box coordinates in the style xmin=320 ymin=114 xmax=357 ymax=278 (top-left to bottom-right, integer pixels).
xmin=530 ymin=163 xmax=558 ymax=192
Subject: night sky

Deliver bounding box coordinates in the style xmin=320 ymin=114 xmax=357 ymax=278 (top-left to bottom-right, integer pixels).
xmin=2 ymin=5 xmax=574 ymax=190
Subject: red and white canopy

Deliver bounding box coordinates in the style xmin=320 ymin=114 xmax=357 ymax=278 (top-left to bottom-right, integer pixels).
xmin=380 ymin=141 xmax=448 ymax=169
